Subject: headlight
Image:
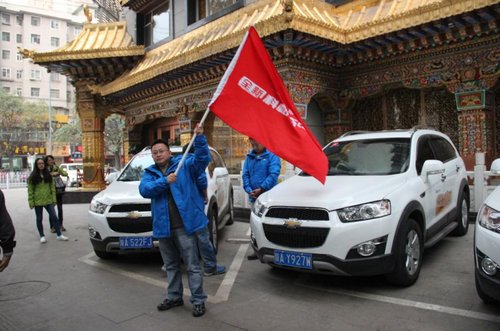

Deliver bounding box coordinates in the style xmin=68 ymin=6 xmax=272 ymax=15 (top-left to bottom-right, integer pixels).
xmin=337 ymin=200 xmax=391 ymax=222
xmin=90 ymin=199 xmax=108 ymax=214
xmin=478 ymin=204 xmax=500 ymax=234
xmin=252 ymin=199 xmax=268 ymax=217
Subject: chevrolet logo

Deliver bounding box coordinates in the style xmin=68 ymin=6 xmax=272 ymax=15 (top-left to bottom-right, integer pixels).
xmin=283 ymin=218 xmax=301 ymax=229
xmin=127 ymin=211 xmax=141 ymax=219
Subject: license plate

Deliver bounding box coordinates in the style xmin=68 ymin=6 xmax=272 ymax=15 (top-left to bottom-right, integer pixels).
xmin=274 ymin=250 xmax=312 ymax=270
xmin=119 ymin=236 xmax=153 ymax=249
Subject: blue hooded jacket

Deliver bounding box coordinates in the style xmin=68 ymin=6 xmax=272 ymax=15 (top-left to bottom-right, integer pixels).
xmin=139 ymin=135 xmax=211 ymax=238
xmin=242 ymin=148 xmax=281 ymax=202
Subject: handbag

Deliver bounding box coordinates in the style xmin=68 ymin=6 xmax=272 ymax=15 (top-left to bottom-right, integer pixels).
xmin=54 ymin=176 xmax=66 ymax=194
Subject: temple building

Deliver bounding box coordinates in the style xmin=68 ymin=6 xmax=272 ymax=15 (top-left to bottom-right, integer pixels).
xmin=20 ymin=0 xmax=500 ymax=189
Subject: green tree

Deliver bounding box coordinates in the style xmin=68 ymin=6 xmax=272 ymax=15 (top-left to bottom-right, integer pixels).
xmin=53 ymin=116 xmax=82 ymax=146
xmin=104 ymin=114 xmax=125 ymax=169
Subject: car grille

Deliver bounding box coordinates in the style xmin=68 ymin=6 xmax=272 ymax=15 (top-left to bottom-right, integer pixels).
xmin=265 ymin=207 xmax=329 ymax=221
xmin=263 ymin=224 xmax=330 ymax=248
xmin=107 ymin=217 xmax=152 ymax=233
xmin=109 ymin=204 xmax=151 ymax=212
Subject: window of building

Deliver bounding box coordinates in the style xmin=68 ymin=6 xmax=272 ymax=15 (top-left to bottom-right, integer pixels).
xmin=51 ymin=20 xmax=60 ymax=29
xmin=30 ymin=69 xmax=41 ymax=80
xmin=50 ymin=72 xmax=60 ymax=81
xmin=74 ymin=26 xmax=82 ymax=36
xmin=66 ymin=90 xmax=72 ymax=102
xmin=2 ymin=86 xmax=11 ymax=93
xmin=1 ymin=13 xmax=10 ymax=25
xmin=16 ymin=70 xmax=22 ymax=79
xmin=16 ymin=87 xmax=22 ymax=96
xmin=2 ymin=50 xmax=10 ymax=60
xmin=16 ymin=15 xmax=22 ymax=25
xmin=31 ymin=16 xmax=40 ymax=26
xmin=30 ymin=87 xmax=40 ymax=97
xmin=31 ymin=34 xmax=40 ymax=44
xmin=50 ymin=37 xmax=60 ymax=47
xmin=187 ymin=0 xmax=241 ymax=26
xmin=16 ymin=52 xmax=22 ymax=61
xmin=2 ymin=68 xmax=11 ymax=79
xmin=16 ymin=34 xmax=22 ymax=43
xmin=50 ymin=89 xmax=60 ymax=99
xmin=2 ymin=32 xmax=10 ymax=42
xmin=138 ymin=2 xmax=171 ymax=46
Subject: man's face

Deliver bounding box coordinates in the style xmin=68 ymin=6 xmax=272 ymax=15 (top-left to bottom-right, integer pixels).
xmin=250 ymin=139 xmax=265 ymax=154
xmin=151 ymin=143 xmax=171 ymax=167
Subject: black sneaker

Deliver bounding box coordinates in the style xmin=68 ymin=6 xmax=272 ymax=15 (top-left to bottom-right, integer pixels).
xmin=192 ymin=303 xmax=205 ymax=317
xmin=157 ymin=298 xmax=184 ymax=311
xmin=247 ymin=253 xmax=258 ymax=260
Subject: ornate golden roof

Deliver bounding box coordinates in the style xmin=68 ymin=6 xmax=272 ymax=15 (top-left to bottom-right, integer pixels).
xmin=98 ymin=0 xmax=497 ymax=96
xmin=20 ymin=21 xmax=144 ymax=63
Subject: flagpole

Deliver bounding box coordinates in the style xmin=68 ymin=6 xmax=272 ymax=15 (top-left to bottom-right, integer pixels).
xmin=174 ymin=108 xmax=211 ymax=176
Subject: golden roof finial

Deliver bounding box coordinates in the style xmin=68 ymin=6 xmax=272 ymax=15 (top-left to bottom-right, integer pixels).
xmin=83 ymin=4 xmax=93 ymax=23
xmin=17 ymin=47 xmax=35 ymax=59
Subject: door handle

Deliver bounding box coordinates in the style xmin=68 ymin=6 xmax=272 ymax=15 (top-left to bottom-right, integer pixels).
xmin=441 ymin=174 xmax=446 ymax=182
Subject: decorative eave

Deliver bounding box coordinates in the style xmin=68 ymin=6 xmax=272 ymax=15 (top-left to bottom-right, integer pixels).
xmin=19 ymin=21 xmax=144 ymax=82
xmin=98 ymin=0 xmax=498 ymax=96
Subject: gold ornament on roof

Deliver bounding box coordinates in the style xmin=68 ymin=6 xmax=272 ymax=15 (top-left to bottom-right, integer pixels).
xmin=17 ymin=47 xmax=35 ymax=59
xmin=83 ymin=5 xmax=93 ymax=23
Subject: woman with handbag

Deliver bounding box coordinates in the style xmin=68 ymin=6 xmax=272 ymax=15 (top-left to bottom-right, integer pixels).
xmin=28 ymin=158 xmax=68 ymax=243
xmin=44 ymin=155 xmax=68 ymax=232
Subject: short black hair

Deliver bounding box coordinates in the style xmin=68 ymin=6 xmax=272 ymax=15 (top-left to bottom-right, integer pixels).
xmin=151 ymin=139 xmax=169 ymax=150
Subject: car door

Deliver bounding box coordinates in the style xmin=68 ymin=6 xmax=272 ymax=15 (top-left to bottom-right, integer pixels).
xmin=209 ymin=150 xmax=229 ymax=218
xmin=416 ymin=135 xmax=445 ymax=231
xmin=428 ymin=135 xmax=459 ymax=218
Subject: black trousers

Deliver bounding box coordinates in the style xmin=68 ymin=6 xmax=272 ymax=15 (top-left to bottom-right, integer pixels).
xmin=50 ymin=194 xmax=64 ymax=228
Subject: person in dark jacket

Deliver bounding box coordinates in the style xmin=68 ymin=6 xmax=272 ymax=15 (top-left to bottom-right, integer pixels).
xmin=45 ymin=155 xmax=68 ymax=232
xmin=139 ymin=124 xmax=209 ymax=317
xmin=0 ymin=189 xmax=15 ymax=272
xmin=242 ymin=138 xmax=281 ymax=259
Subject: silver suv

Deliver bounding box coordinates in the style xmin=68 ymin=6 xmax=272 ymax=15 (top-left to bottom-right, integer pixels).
xmin=88 ymin=146 xmax=234 ymax=258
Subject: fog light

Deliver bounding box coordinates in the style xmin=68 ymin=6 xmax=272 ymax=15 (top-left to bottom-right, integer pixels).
xmin=481 ymin=258 xmax=498 ymax=276
xmin=88 ymin=226 xmax=97 ymax=238
xmin=357 ymin=242 xmax=376 ymax=257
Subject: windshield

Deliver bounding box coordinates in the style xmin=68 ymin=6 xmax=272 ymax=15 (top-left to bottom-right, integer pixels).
xmin=314 ymin=138 xmax=411 ymax=176
xmin=117 ymin=150 xmax=182 ymax=182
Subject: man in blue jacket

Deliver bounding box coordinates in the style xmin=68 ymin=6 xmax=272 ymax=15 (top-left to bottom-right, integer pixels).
xmin=139 ymin=124 xmax=209 ymax=317
xmin=242 ymin=138 xmax=281 ymax=260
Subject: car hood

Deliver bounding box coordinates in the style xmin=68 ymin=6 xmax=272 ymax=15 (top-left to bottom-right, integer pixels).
xmin=93 ymin=180 xmax=148 ymax=205
xmin=260 ymin=174 xmax=405 ymax=210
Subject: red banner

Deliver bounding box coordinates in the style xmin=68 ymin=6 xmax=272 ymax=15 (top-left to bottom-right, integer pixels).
xmin=208 ymin=27 xmax=327 ymax=184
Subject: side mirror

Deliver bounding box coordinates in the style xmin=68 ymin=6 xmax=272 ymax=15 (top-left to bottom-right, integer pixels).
xmin=421 ymin=160 xmax=445 ymax=183
xmin=106 ymin=172 xmax=118 ymax=184
xmin=491 ymin=159 xmax=500 ymax=175
xmin=213 ymin=167 xmax=228 ymax=178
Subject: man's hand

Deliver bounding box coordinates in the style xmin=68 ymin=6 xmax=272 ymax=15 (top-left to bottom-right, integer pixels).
xmin=167 ymin=173 xmax=177 ymax=184
xmin=250 ymin=188 xmax=263 ymax=198
xmin=194 ymin=124 xmax=204 ymax=135
xmin=0 ymin=255 xmax=12 ymax=272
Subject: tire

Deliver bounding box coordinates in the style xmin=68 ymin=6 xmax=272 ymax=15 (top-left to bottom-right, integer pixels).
xmin=475 ymin=269 xmax=498 ymax=304
xmin=226 ymin=191 xmax=234 ymax=225
xmin=207 ymin=208 xmax=219 ymax=254
xmin=451 ymin=191 xmax=469 ymax=236
xmin=386 ymin=218 xmax=423 ymax=287
xmin=94 ymin=249 xmax=116 ymax=259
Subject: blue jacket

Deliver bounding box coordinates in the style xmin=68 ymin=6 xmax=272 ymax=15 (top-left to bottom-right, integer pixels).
xmin=242 ymin=148 xmax=281 ymax=202
xmin=139 ymin=135 xmax=211 ymax=238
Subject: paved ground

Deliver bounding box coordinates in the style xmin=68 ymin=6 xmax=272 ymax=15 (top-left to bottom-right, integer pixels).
xmin=1 ymin=188 xmax=499 ymax=331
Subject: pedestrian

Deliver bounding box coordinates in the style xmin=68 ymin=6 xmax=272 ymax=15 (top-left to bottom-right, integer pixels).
xmin=242 ymin=138 xmax=281 ymax=260
xmin=183 ymin=143 xmax=226 ymax=277
xmin=44 ymin=155 xmax=68 ymax=232
xmin=0 ymin=189 xmax=16 ymax=272
xmin=28 ymin=158 xmax=69 ymax=243
xmin=139 ymin=124 xmax=209 ymax=317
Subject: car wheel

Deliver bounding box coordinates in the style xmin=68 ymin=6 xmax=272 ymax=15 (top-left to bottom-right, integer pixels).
xmin=475 ymin=269 xmax=498 ymax=304
xmin=226 ymin=191 xmax=234 ymax=225
xmin=207 ymin=208 xmax=218 ymax=254
xmin=451 ymin=191 xmax=469 ymax=236
xmin=94 ymin=249 xmax=116 ymax=259
xmin=386 ymin=218 xmax=423 ymax=287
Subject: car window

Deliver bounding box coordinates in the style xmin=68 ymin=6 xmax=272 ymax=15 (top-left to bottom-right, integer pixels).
xmin=416 ymin=137 xmax=435 ymax=175
xmin=320 ymin=138 xmax=410 ymax=176
xmin=429 ymin=136 xmax=457 ymax=163
xmin=118 ymin=151 xmax=181 ymax=182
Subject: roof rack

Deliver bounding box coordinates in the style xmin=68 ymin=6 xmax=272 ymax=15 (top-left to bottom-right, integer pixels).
xmin=410 ymin=125 xmax=437 ymax=133
xmin=338 ymin=130 xmax=372 ymax=138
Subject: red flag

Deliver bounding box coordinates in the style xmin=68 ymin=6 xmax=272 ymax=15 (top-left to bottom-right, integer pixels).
xmin=208 ymin=27 xmax=328 ymax=184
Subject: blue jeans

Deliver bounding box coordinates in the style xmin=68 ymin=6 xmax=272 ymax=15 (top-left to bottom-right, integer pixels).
xmin=159 ymin=228 xmax=207 ymax=305
xmin=35 ymin=204 xmax=61 ymax=237
xmin=195 ymin=226 xmax=217 ymax=271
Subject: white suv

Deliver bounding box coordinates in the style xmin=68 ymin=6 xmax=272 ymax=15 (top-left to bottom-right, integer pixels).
xmin=88 ymin=146 xmax=234 ymax=259
xmin=250 ymin=128 xmax=470 ymax=286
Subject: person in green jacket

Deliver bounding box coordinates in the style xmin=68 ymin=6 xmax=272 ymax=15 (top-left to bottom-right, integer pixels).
xmin=45 ymin=155 xmax=68 ymax=232
xmin=28 ymin=158 xmax=69 ymax=243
